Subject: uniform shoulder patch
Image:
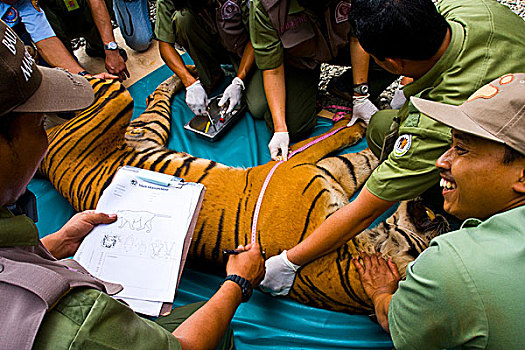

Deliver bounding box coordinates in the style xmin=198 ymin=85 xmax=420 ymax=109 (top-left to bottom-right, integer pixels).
xmin=31 ymin=0 xmax=41 ymax=12
xmin=393 ymin=134 xmax=412 ymax=157
xmin=221 ymin=0 xmax=240 ymax=20
xmin=335 ymin=1 xmax=351 ymax=24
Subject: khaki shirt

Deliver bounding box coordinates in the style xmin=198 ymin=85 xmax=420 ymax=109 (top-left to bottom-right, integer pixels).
xmin=365 ymin=0 xmax=525 ymax=201
xmin=0 ymin=207 xmax=181 ymax=350
xmin=389 ymin=205 xmax=525 ymax=349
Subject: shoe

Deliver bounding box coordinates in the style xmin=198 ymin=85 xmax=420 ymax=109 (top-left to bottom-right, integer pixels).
xmin=327 ymin=70 xmax=354 ymax=102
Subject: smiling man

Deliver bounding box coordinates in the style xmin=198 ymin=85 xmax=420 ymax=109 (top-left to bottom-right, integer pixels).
xmin=354 ymin=73 xmax=525 ymax=349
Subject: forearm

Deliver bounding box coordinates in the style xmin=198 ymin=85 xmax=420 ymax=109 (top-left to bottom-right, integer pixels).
xmin=350 ymin=36 xmax=369 ymax=85
xmin=236 ymin=42 xmax=255 ymax=81
xmin=159 ymin=41 xmax=197 ymax=87
xmin=287 ymin=187 xmax=395 ymax=266
xmin=35 ymin=37 xmax=84 ymax=74
xmin=173 ymin=281 xmax=242 ymax=349
xmin=263 ymin=64 xmax=287 ymax=132
xmin=86 ymin=0 xmax=115 ymax=45
xmin=41 ymin=232 xmax=71 ymax=259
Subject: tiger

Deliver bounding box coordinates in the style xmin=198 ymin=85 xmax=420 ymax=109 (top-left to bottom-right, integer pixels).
xmin=39 ymin=74 xmax=449 ymax=314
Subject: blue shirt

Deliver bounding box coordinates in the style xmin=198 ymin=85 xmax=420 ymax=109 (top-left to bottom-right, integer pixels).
xmin=1 ymin=0 xmax=55 ymax=43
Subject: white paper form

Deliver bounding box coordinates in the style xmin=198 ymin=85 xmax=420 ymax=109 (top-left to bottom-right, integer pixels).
xmin=74 ymin=167 xmax=204 ymax=314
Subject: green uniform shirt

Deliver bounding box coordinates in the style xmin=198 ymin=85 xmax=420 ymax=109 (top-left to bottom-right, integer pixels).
xmin=249 ymin=0 xmax=306 ymax=70
xmin=389 ymin=205 xmax=525 ymax=349
xmin=0 ymin=208 xmax=181 ymax=349
xmin=365 ymin=0 xmax=525 ymax=201
xmin=155 ymin=0 xmax=250 ymax=45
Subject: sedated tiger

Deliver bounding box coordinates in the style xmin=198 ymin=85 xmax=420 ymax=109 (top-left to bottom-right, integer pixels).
xmin=40 ymin=75 xmax=449 ymax=313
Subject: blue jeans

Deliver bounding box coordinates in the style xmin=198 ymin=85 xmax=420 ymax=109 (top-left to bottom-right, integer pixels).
xmin=113 ymin=0 xmax=153 ymax=52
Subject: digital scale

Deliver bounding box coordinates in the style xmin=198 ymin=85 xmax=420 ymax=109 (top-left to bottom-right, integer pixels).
xmin=184 ymin=94 xmax=247 ymax=141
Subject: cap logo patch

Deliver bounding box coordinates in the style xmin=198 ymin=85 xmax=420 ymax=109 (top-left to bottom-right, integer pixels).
xmin=466 ymin=84 xmax=498 ymax=102
xmin=335 ymin=1 xmax=351 ymax=24
xmin=2 ymin=25 xmax=18 ymax=55
xmin=221 ymin=0 xmax=240 ymax=20
xmin=393 ymin=134 xmax=412 ymax=157
xmin=499 ymin=74 xmax=514 ymax=85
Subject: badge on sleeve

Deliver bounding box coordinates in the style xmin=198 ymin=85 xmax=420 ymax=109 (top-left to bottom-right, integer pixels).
xmin=2 ymin=7 xmax=19 ymax=24
xmin=31 ymin=0 xmax=41 ymax=12
xmin=393 ymin=134 xmax=412 ymax=157
xmin=63 ymin=0 xmax=80 ymax=11
xmin=335 ymin=1 xmax=351 ymax=24
xmin=221 ymin=0 xmax=240 ymax=20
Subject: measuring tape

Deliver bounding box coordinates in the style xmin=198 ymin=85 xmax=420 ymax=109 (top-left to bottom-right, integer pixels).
xmin=250 ymin=125 xmax=349 ymax=244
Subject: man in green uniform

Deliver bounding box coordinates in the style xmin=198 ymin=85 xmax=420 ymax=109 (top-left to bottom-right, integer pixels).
xmin=354 ymin=73 xmax=525 ymax=349
xmin=259 ymin=0 xmax=525 ymax=295
xmin=155 ymin=0 xmax=267 ymax=119
xmin=0 ymin=22 xmax=264 ymax=350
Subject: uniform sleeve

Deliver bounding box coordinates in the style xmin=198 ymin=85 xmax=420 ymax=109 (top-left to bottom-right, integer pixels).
xmin=17 ymin=0 xmax=55 ymax=43
xmin=388 ymin=239 xmax=488 ymax=350
xmin=34 ymin=289 xmax=182 ymax=350
xmin=154 ymin=0 xmax=177 ymax=44
xmin=365 ymin=109 xmax=452 ymax=202
xmin=249 ymin=0 xmax=284 ymax=70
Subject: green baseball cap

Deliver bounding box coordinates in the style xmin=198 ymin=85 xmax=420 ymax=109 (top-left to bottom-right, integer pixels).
xmin=0 ymin=20 xmax=94 ymax=118
xmin=411 ymin=73 xmax=525 ymax=155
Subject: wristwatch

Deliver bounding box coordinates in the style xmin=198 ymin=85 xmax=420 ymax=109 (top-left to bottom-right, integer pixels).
xmin=224 ymin=274 xmax=253 ymax=302
xmin=353 ymin=83 xmax=369 ymax=96
xmin=104 ymin=41 xmax=118 ymax=51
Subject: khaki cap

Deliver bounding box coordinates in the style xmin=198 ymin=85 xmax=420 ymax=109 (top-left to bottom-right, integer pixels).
xmin=0 ymin=20 xmax=94 ymax=118
xmin=411 ymin=73 xmax=525 ymax=155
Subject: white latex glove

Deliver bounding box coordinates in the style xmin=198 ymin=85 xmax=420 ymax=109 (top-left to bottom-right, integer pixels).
xmin=268 ymin=132 xmax=290 ymax=161
xmin=218 ymin=77 xmax=244 ymax=114
xmin=259 ymin=250 xmax=301 ymax=296
xmin=390 ymin=85 xmax=407 ymax=109
xmin=348 ymin=95 xmax=378 ymax=126
xmin=186 ymin=80 xmax=208 ymax=115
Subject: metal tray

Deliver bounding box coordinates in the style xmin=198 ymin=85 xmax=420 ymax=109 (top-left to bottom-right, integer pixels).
xmin=184 ymin=94 xmax=246 ymax=142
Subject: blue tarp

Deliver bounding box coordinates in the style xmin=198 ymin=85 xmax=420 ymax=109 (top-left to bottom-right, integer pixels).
xmin=28 ymin=61 xmax=393 ymax=349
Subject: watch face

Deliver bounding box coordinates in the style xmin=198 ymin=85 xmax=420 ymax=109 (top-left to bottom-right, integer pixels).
xmin=354 ymin=84 xmax=369 ymax=95
xmin=105 ymin=42 xmax=118 ymax=50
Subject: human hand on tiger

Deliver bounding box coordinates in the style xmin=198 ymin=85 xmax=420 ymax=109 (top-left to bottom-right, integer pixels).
xmin=185 ymin=80 xmax=208 ymax=115
xmin=226 ymin=243 xmax=265 ymax=286
xmin=259 ymin=250 xmax=301 ymax=296
xmin=41 ymin=211 xmax=117 ymax=260
xmin=268 ymin=132 xmax=290 ymax=161
xmin=353 ymin=252 xmax=400 ymax=304
xmin=219 ymin=77 xmax=244 ymax=114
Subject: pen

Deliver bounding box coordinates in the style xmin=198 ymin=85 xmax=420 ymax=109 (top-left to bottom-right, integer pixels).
xmin=223 ymin=249 xmax=244 ymax=255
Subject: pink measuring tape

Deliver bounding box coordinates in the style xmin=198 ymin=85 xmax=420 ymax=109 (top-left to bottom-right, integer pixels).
xmin=250 ymin=125 xmax=349 ymax=244
xmin=323 ymin=104 xmax=353 ymax=122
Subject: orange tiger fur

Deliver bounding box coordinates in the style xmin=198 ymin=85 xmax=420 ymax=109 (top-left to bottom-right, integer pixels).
xmin=40 ymin=75 xmax=447 ymax=313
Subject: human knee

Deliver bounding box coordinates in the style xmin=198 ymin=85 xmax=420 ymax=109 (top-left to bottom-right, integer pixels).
xmin=366 ymin=110 xmax=396 ymax=157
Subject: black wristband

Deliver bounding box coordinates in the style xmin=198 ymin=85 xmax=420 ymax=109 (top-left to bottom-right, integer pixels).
xmin=224 ymin=274 xmax=253 ymax=302
xmin=78 ymin=70 xmax=90 ymax=77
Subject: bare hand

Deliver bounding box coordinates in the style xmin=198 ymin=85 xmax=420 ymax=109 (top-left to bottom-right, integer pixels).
xmin=226 ymin=243 xmax=265 ymax=286
xmin=42 ymin=210 xmax=117 ymax=259
xmin=353 ymin=252 xmax=401 ymax=304
xmin=105 ymin=50 xmax=130 ymax=82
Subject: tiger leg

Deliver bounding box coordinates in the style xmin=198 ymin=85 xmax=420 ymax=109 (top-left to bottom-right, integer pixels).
xmin=315 ymin=148 xmax=379 ymax=198
xmin=126 ymin=74 xmax=186 ymax=148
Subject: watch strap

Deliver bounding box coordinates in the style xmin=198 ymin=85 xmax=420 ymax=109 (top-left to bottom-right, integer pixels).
xmin=224 ymin=274 xmax=253 ymax=302
xmin=353 ymin=83 xmax=369 ymax=96
xmin=104 ymin=41 xmax=118 ymax=50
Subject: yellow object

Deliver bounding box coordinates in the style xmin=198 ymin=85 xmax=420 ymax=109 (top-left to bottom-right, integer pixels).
xmin=205 ymin=121 xmax=210 ymax=133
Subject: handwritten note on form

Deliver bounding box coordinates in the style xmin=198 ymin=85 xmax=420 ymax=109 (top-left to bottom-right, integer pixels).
xmin=74 ymin=166 xmax=205 ymax=316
